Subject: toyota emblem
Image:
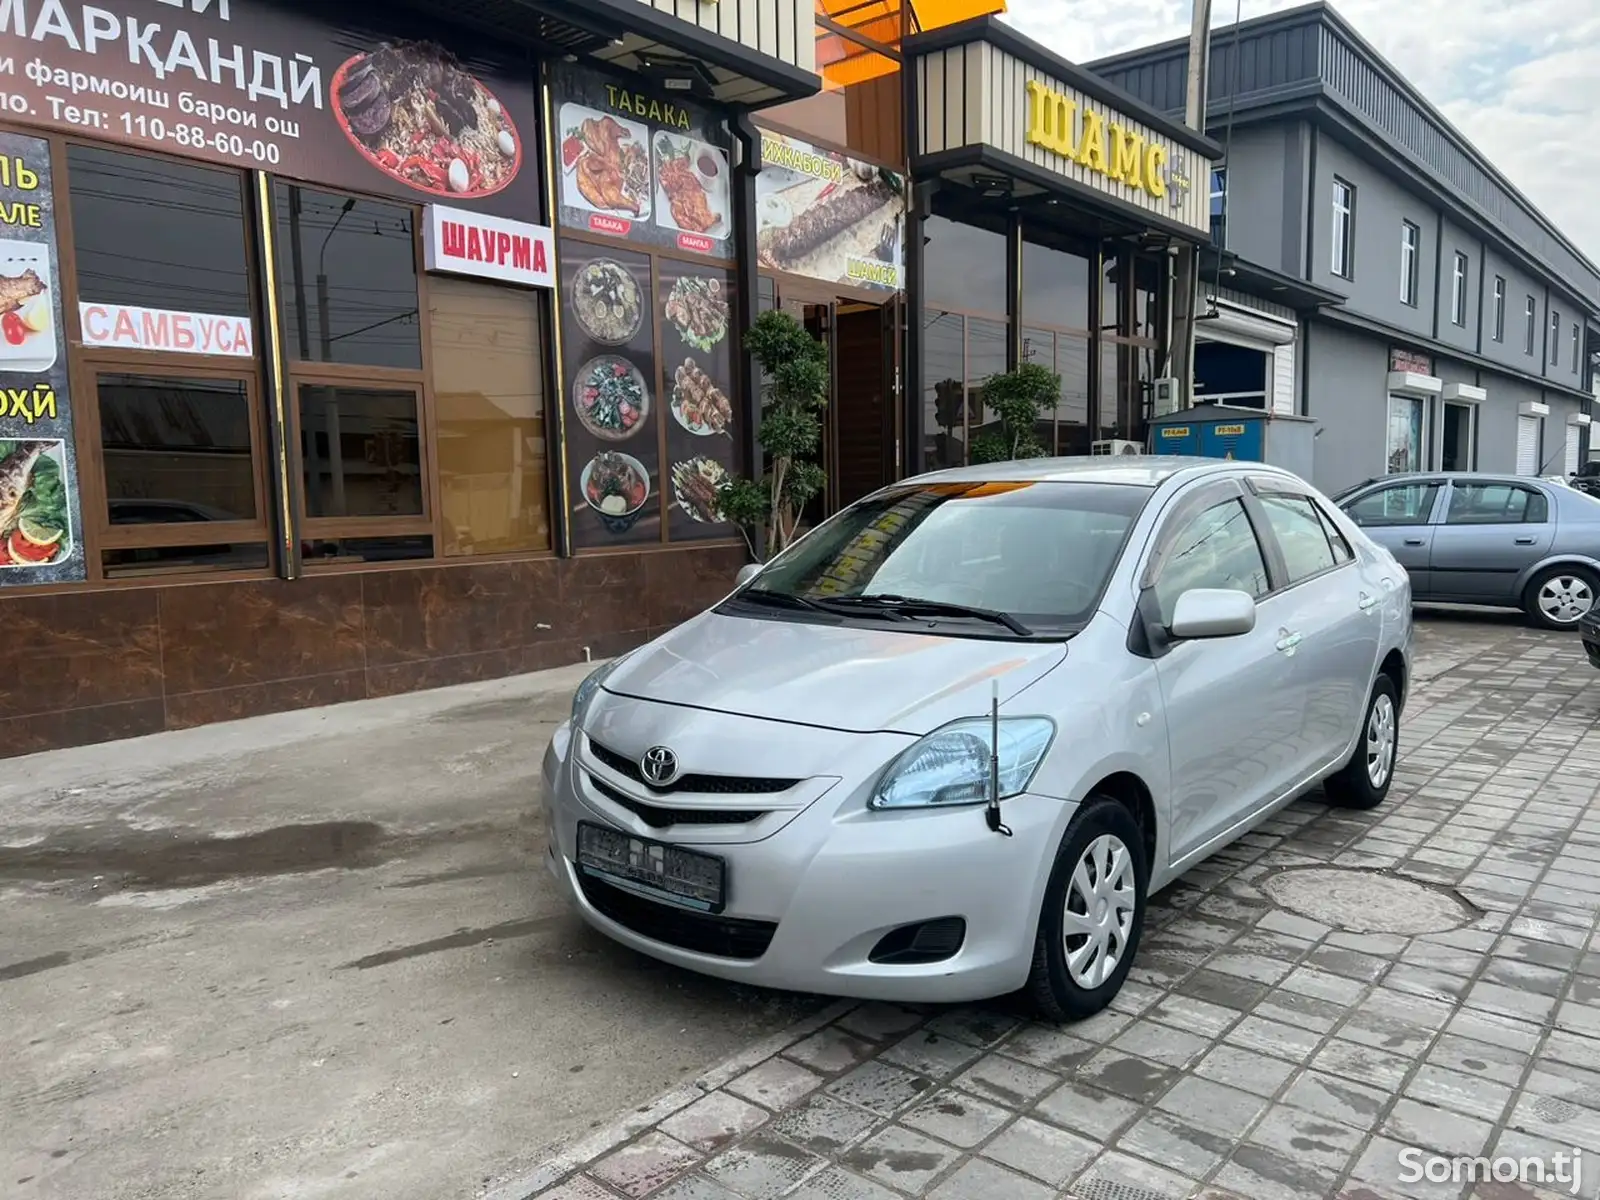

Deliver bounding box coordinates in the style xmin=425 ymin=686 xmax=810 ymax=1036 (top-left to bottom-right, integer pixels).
xmin=640 ymin=746 xmax=680 ymax=787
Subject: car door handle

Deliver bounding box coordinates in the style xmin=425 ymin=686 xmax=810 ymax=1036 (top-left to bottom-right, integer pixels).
xmin=1514 ymin=536 xmax=1536 ymax=545
xmin=1276 ymin=630 xmax=1303 ymax=654
xmin=1403 ymin=537 xmax=1425 ymax=546
xmin=1358 ymin=592 xmax=1379 ymax=611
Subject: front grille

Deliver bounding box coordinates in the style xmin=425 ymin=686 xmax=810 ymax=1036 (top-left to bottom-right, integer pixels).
xmin=588 ymin=738 xmax=799 ymax=796
xmin=588 ymin=774 xmax=765 ymax=828
xmin=577 ymin=872 xmax=777 ymax=959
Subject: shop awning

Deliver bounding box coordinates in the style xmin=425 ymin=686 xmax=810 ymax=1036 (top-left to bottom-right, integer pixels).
xmin=1200 ymin=248 xmax=1347 ymax=313
xmin=398 ymin=0 xmax=824 ymax=108
xmin=816 ymin=0 xmax=1007 ymax=88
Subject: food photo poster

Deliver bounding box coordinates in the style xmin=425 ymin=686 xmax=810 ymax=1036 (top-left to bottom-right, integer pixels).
xmin=659 ymin=262 xmax=739 ymax=542
xmin=550 ymin=61 xmax=734 ymax=261
xmin=0 ymin=133 xmax=86 ymax=585
xmin=560 ymin=240 xmax=662 ymax=548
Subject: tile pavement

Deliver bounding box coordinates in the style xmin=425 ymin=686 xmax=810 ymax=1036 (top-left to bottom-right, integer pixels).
xmin=502 ymin=616 xmax=1600 ymax=1200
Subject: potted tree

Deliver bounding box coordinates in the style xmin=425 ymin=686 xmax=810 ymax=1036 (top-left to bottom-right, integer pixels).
xmin=968 ymin=362 xmax=1059 ymax=464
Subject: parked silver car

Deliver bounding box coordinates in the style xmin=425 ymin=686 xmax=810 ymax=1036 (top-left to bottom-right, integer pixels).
xmin=542 ymin=458 xmax=1413 ymax=1019
xmin=1332 ymin=472 xmax=1600 ymax=629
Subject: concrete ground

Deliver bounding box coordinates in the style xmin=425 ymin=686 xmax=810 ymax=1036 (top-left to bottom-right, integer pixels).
xmin=0 ymin=662 xmax=820 ymax=1200
xmin=511 ymin=613 xmax=1600 ymax=1200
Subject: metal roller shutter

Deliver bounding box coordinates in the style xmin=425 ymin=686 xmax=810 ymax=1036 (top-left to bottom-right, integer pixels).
xmin=1566 ymin=431 xmax=1580 ymax=477
xmin=1516 ymin=415 xmax=1540 ymax=475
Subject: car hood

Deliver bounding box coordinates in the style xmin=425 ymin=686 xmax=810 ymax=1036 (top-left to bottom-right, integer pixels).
xmin=602 ymin=610 xmax=1068 ymax=735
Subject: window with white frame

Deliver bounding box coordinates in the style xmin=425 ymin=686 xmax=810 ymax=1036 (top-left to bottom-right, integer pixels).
xmin=1331 ymin=178 xmax=1354 ymax=278
xmin=1552 ymin=311 xmax=1561 ymax=365
xmin=1400 ymin=222 xmax=1419 ymax=306
xmin=1492 ymin=276 xmax=1505 ymax=341
xmin=1525 ymin=297 xmax=1537 ymax=355
xmin=1451 ymin=252 xmax=1468 ymax=326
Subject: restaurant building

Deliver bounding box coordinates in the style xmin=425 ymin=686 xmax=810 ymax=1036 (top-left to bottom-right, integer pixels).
xmin=2 ymin=0 xmax=1220 ymax=757
xmin=0 ymin=0 xmax=824 ymax=756
xmin=1088 ymin=1 xmax=1600 ymax=492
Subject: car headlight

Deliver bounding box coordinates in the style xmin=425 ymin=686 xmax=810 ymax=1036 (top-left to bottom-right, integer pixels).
xmin=870 ymin=717 xmax=1056 ymax=810
xmin=571 ymin=654 xmax=629 ymax=728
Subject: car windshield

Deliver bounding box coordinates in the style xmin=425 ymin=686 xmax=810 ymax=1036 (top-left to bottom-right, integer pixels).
xmin=731 ymin=480 xmax=1152 ymax=636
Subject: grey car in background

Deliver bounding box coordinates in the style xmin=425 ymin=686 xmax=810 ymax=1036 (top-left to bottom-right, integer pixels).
xmin=542 ymin=457 xmax=1413 ymax=1019
xmin=1332 ymin=473 xmax=1600 ymax=629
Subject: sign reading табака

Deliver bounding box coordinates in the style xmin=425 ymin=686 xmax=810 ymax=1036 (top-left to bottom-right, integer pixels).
xmin=1024 ymin=80 xmax=1186 ymax=205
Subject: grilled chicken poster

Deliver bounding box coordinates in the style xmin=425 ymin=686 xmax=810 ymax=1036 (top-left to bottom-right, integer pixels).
xmin=551 ymin=63 xmax=733 ymax=260
xmin=0 ymin=133 xmax=84 ymax=584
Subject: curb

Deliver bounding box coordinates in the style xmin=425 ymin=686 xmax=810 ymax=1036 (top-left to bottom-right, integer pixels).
xmin=480 ymin=998 xmax=858 ymax=1200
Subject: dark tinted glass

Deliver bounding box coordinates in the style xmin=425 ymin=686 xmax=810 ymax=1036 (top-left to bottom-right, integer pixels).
xmin=103 ymin=544 xmax=268 ymax=576
xmin=299 ymin=384 xmax=422 ymax=518
xmin=276 ymin=184 xmax=422 ymax=369
xmin=1445 ymin=483 xmax=1549 ymax=525
xmin=1154 ymin=499 xmax=1269 ymax=623
xmin=68 ymin=146 xmax=251 ymax=317
xmin=1346 ymin=483 xmax=1439 ymax=526
xmin=743 ymin=481 xmax=1151 ymax=630
xmin=96 ymin=374 xmax=256 ymax=522
xmin=924 ymin=312 xmax=965 ymax=469
xmin=1021 ymin=241 xmax=1089 ymax=331
xmin=303 ymin=535 xmax=434 ymax=563
xmin=924 ymin=216 xmax=1006 ymax=313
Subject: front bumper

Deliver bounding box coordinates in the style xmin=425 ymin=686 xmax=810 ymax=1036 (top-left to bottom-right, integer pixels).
xmin=539 ymin=715 xmax=1076 ymax=1004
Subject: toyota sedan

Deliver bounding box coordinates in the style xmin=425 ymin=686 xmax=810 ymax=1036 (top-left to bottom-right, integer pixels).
xmin=542 ymin=458 xmax=1413 ymax=1019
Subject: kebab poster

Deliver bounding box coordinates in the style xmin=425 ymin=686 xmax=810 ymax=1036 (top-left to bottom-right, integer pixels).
xmin=660 ymin=260 xmax=740 ymax=541
xmin=0 ymin=134 xmax=84 ymax=585
xmin=756 ymin=130 xmax=904 ymax=292
xmin=550 ymin=62 xmax=733 ymax=260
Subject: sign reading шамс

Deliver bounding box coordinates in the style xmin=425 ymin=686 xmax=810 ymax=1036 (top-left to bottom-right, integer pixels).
xmin=1024 ymin=80 xmax=1174 ymax=203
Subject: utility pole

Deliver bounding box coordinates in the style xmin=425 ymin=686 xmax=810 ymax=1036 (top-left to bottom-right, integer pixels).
xmin=1171 ymin=0 xmax=1213 ymax=408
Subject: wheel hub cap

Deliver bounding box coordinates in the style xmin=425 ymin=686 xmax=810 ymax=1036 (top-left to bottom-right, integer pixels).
xmin=1062 ymin=833 xmax=1138 ymax=991
xmin=1539 ymin=576 xmax=1595 ymax=625
xmin=1366 ymin=693 xmax=1396 ymax=789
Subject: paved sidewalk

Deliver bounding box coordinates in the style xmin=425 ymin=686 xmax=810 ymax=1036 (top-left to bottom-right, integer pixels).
xmin=509 ymin=616 xmax=1600 ymax=1200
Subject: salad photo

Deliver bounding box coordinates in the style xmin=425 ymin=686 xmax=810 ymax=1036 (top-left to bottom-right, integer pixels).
xmin=0 ymin=439 xmax=72 ymax=570
xmin=572 ymin=355 xmax=650 ymax=441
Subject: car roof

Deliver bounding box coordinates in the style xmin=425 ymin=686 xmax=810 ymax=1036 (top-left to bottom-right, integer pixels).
xmin=903 ymin=455 xmax=1277 ymax=489
xmin=1348 ymin=472 xmax=1554 ymax=488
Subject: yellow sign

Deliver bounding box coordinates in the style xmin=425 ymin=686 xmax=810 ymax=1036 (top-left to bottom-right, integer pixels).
xmin=1024 ymin=80 xmax=1170 ymax=202
xmin=1159 ymin=427 xmax=1191 ymax=438
xmin=1214 ymin=424 xmax=1246 ymax=436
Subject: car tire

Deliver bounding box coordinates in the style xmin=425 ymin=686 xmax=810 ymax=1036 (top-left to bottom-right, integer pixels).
xmin=1025 ymin=796 xmax=1148 ymax=1023
xmin=1523 ymin=565 xmax=1600 ymax=631
xmin=1324 ymin=674 xmax=1400 ymax=811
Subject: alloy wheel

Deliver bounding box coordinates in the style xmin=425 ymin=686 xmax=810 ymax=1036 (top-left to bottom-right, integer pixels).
xmin=1538 ymin=575 xmax=1596 ymax=625
xmin=1062 ymin=833 xmax=1138 ymax=990
xmin=1366 ymin=692 xmax=1396 ymax=790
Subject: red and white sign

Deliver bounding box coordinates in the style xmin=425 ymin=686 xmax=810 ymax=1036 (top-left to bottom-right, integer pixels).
xmin=423 ymin=204 xmax=555 ymax=289
xmin=78 ymin=303 xmax=254 ymax=357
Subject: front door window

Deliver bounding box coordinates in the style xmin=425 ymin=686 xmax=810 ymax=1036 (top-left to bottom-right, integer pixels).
xmin=1386 ymin=395 xmax=1427 ymax=473
xmin=1442 ymin=402 xmax=1475 ymax=472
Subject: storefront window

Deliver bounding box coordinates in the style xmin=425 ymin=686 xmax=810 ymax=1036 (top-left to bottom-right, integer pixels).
xmin=275 ymin=184 xmax=423 ymax=371
xmin=1021 ymin=242 xmax=1090 ymax=331
xmin=98 ymin=375 xmax=257 ymax=524
xmin=924 ymin=311 xmax=966 ymax=469
xmin=1058 ymin=336 xmax=1092 ymax=455
xmin=428 ymin=277 xmax=550 ymax=556
xmin=299 ymin=385 xmax=424 ymax=519
xmin=1387 ymin=396 xmax=1428 ymax=473
xmin=967 ymin=315 xmax=1007 ymax=446
xmin=68 ymin=146 xmax=251 ymax=318
xmin=924 ymin=216 xmax=1007 ymax=315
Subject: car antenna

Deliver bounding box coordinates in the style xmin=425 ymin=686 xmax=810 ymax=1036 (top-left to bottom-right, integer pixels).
xmin=985 ymin=679 xmax=1012 ymax=837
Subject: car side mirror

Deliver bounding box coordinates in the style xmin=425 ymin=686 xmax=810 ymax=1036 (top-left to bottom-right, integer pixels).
xmin=1170 ymin=588 xmax=1257 ymax=639
xmin=735 ymin=563 xmax=762 ymax=587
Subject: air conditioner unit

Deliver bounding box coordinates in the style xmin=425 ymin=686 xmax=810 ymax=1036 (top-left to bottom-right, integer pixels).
xmin=1092 ymin=439 xmax=1143 ymax=456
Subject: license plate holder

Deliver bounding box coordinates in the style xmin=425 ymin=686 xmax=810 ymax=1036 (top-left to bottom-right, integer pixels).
xmin=576 ymin=821 xmax=727 ymax=914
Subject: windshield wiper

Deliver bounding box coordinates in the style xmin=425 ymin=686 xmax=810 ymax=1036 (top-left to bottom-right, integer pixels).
xmin=820 ymin=594 xmax=1033 ymax=636
xmin=733 ymin=588 xmax=828 ymax=613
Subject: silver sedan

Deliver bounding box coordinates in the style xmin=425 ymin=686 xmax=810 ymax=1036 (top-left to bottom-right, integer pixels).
xmin=1333 ymin=472 xmax=1600 ymax=629
xmin=541 ymin=457 xmax=1413 ymax=1019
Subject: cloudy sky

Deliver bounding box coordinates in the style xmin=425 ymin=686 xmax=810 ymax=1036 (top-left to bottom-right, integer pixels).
xmin=1001 ymin=0 xmax=1600 ymax=268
